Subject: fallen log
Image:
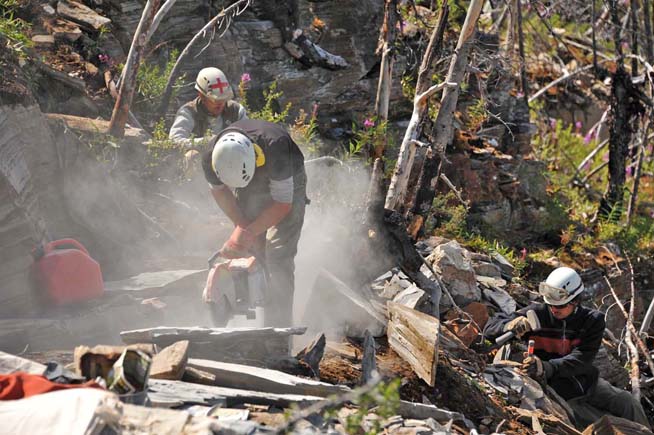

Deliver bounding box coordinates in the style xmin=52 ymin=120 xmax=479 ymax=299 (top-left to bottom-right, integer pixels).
xmin=121 ymin=326 xmax=306 ymax=364
xmin=148 ymin=379 xmax=324 ymax=409
xmin=186 ymin=359 xmax=349 ymax=397
xmin=56 ymin=0 xmax=111 ymax=32
xmin=387 ymin=302 xmax=439 ymax=386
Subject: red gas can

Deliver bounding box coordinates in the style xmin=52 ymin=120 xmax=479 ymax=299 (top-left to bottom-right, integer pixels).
xmin=33 ymin=238 xmax=104 ymax=305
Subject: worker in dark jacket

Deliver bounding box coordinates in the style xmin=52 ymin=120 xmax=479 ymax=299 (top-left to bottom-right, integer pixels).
xmin=486 ymin=266 xmax=650 ymax=429
xmin=202 ymin=119 xmax=306 ymax=327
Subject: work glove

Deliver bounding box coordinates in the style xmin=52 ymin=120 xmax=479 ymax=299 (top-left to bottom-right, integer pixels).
xmin=219 ymin=226 xmax=256 ymax=259
xmin=521 ymin=355 xmax=553 ymax=382
xmin=503 ymin=316 xmax=532 ymax=338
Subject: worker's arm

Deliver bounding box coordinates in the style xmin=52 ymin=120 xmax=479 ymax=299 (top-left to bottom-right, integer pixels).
xmin=247 ymin=176 xmax=294 ymax=235
xmin=484 ymin=306 xmax=532 ymax=339
xmin=210 ymin=185 xmax=247 ymax=227
xmin=169 ymin=106 xmax=214 ymax=150
xmin=246 ymin=201 xmax=292 ymax=235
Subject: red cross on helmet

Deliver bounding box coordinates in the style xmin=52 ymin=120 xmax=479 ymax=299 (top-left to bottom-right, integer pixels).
xmin=195 ymin=67 xmax=234 ymax=101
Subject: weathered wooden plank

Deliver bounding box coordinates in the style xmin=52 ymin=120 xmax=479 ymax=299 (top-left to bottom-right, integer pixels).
xmin=186 ymin=359 xmax=349 ymax=398
xmin=387 ymin=301 xmax=439 ymax=386
xmin=57 ymin=0 xmax=112 ymax=31
xmin=122 ymin=326 xmax=306 ymax=364
xmin=150 ymin=340 xmax=189 ymax=380
xmin=148 ymin=379 xmax=324 ymax=409
xmin=360 ymin=330 xmax=377 ymax=385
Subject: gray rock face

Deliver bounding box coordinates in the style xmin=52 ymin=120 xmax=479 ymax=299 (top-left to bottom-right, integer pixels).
xmin=102 ymin=0 xmax=406 ymax=125
xmin=427 ymin=240 xmax=481 ymax=305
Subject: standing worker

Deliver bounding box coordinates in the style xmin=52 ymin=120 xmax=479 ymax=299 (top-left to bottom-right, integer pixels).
xmin=202 ymin=119 xmax=307 ymax=327
xmin=170 ymin=68 xmax=247 ymax=165
xmin=486 ymin=266 xmax=650 ymax=429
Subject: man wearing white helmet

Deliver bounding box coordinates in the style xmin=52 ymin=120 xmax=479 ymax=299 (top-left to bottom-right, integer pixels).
xmin=201 ymin=119 xmax=306 ymax=327
xmin=486 ymin=266 xmax=650 ymax=429
xmin=169 ymin=67 xmax=247 ymax=151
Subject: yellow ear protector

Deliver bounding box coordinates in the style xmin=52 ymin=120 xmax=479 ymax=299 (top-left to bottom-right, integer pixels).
xmin=253 ymin=143 xmax=265 ymax=167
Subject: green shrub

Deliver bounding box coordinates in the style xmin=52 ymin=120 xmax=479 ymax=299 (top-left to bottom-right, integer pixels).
xmin=0 ymin=0 xmax=31 ymax=54
xmin=135 ymin=49 xmax=185 ymax=107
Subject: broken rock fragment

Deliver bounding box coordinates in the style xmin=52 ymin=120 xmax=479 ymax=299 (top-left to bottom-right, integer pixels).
xmin=427 ymin=240 xmax=481 ymax=305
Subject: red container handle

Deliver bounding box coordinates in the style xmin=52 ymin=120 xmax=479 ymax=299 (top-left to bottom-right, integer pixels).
xmin=44 ymin=238 xmax=90 ymax=257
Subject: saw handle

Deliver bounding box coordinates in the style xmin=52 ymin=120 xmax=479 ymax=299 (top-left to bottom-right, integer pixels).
xmin=495 ymin=330 xmax=514 ymax=345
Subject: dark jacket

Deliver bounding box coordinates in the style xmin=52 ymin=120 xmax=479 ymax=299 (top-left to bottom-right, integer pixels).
xmin=485 ymin=303 xmax=606 ymax=400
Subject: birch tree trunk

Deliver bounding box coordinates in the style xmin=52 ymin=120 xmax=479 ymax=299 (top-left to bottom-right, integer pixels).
xmin=108 ymin=0 xmax=160 ymax=137
xmin=374 ymin=0 xmax=398 ymax=125
xmin=385 ymin=0 xmax=484 ymax=212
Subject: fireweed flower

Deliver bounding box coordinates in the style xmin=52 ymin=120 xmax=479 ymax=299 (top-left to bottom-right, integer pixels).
xmin=240 ymin=73 xmax=251 ymax=83
xmin=584 ymin=132 xmax=593 ymax=145
xmin=575 ymin=121 xmax=583 ymax=132
xmin=364 ymin=118 xmax=375 ymax=129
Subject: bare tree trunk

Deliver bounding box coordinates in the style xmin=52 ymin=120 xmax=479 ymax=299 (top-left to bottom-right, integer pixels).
xmin=156 ymin=0 xmax=252 ymax=119
xmin=627 ymin=118 xmax=651 ymax=225
xmin=630 ymin=0 xmax=640 ymax=75
xmin=108 ymin=0 xmax=160 ymax=137
xmin=597 ymin=3 xmax=634 ymax=221
xmin=374 ymin=0 xmax=398 ymax=126
xmin=416 ymin=3 xmax=448 ymax=95
xmin=516 ymin=0 xmax=528 ymax=103
xmin=626 ymin=256 xmax=641 ymax=401
xmin=394 ymin=0 xmax=484 ymax=218
xmin=644 ymin=0 xmax=654 ymax=62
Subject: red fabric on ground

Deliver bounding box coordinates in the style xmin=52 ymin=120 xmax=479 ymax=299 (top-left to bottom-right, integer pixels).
xmin=0 ymin=373 xmax=103 ymax=400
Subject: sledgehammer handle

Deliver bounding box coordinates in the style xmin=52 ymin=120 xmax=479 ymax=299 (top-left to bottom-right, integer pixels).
xmin=495 ymin=330 xmax=514 ymax=345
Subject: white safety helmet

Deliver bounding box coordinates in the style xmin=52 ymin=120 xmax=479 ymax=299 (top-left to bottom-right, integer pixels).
xmin=195 ymin=67 xmax=234 ymax=101
xmin=538 ymin=266 xmax=585 ymax=306
xmin=211 ymin=132 xmax=255 ymax=188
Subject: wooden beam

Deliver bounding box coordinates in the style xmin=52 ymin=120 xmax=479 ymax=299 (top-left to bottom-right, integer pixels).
xmin=148 ymin=379 xmax=324 ymax=409
xmin=186 ymin=358 xmax=349 ymax=397
xmin=387 ymin=302 xmax=439 ymax=386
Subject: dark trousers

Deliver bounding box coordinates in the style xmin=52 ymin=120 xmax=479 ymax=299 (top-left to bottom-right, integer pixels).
xmin=237 ymin=172 xmax=306 ymax=327
xmin=567 ymin=377 xmax=650 ymax=429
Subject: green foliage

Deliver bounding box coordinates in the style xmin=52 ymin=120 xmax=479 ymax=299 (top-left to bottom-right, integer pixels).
xmin=84 ymin=129 xmax=120 ymax=163
xmin=346 ymin=116 xmax=391 ymax=161
xmin=239 ymin=79 xmax=291 ymax=123
xmin=145 ymin=118 xmax=184 ymax=170
xmin=290 ymin=106 xmax=320 ymax=155
xmin=136 ymin=49 xmax=185 ymax=106
xmin=0 ymin=0 xmax=32 ymax=54
xmin=466 ymin=98 xmax=488 ymax=131
xmin=342 ymin=379 xmax=401 ymax=435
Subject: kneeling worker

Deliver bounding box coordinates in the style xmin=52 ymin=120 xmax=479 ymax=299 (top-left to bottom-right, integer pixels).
xmin=170 ymin=67 xmax=247 ymax=165
xmin=486 ymin=266 xmax=650 ymax=429
xmin=202 ymin=119 xmax=306 ymax=327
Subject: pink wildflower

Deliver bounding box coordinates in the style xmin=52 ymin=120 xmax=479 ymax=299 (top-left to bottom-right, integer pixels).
xmin=520 ymin=248 xmax=527 ymax=261
xmin=602 ymin=152 xmax=610 ymax=162
xmin=583 ymin=132 xmax=593 ymax=145
xmin=626 ymin=166 xmax=633 ymax=177
xmin=364 ymin=118 xmax=375 ymax=129
xmin=575 ymin=121 xmax=583 ymax=132
xmin=550 ymin=119 xmax=557 ymax=129
xmin=240 ymin=73 xmax=251 ymax=83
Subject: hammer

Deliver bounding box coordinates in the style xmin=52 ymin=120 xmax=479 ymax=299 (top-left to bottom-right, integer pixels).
xmin=495 ymin=309 xmax=540 ymax=346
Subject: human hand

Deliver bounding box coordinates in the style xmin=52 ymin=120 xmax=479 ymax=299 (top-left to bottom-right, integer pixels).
xmin=503 ymin=316 xmax=532 ymax=338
